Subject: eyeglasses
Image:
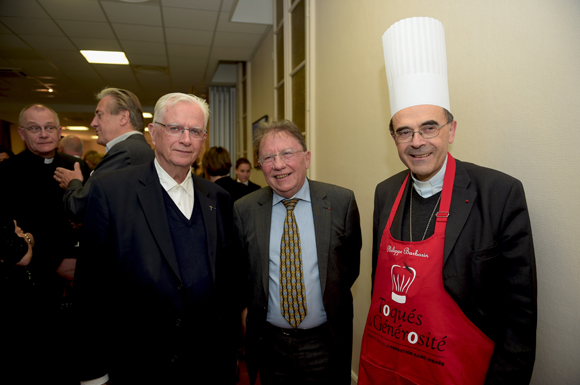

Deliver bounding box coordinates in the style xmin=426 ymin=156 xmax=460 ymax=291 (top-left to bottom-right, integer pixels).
xmin=21 ymin=126 xmax=59 ymax=134
xmin=392 ymin=122 xmax=451 ymax=143
xmin=154 ymin=122 xmax=207 ymax=140
xmin=259 ymin=149 xmax=304 ymax=166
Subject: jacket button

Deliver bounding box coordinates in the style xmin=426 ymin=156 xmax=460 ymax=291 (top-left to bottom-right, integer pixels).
xmin=176 ymin=318 xmax=182 ymax=326
xmin=171 ymin=355 xmax=178 ymax=363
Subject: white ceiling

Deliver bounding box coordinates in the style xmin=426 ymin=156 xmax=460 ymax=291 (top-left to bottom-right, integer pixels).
xmin=0 ymin=0 xmax=271 ymax=137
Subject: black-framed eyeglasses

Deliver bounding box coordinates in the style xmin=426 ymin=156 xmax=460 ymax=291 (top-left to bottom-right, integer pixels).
xmin=154 ymin=122 xmax=207 ymax=140
xmin=392 ymin=122 xmax=451 ymax=143
xmin=21 ymin=125 xmax=59 ymax=134
xmin=259 ymin=149 xmax=304 ymax=166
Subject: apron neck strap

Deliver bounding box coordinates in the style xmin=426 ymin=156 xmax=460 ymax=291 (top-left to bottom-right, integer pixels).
xmin=434 ymin=153 xmax=456 ymax=231
xmin=385 ymin=153 xmax=456 ymax=234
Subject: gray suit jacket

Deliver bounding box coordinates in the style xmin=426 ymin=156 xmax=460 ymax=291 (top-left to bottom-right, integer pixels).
xmin=233 ymin=179 xmax=361 ymax=384
xmin=63 ymin=133 xmax=153 ymax=222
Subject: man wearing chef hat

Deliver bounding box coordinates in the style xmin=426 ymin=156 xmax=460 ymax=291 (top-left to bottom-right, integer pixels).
xmin=359 ymin=17 xmax=537 ymax=385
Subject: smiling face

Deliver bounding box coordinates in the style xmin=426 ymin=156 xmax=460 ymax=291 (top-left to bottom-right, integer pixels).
xmin=91 ymin=95 xmax=128 ymax=146
xmin=260 ymin=131 xmax=310 ymax=198
xmin=391 ymin=104 xmax=456 ymax=181
xmin=18 ymin=107 xmax=61 ymax=158
xmin=235 ymin=162 xmax=251 ymax=183
xmin=148 ymin=101 xmax=206 ymax=183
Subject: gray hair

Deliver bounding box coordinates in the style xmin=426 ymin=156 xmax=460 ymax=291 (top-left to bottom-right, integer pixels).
xmin=19 ymin=104 xmax=60 ymax=127
xmin=96 ymin=88 xmax=144 ymax=132
xmin=153 ymin=93 xmax=210 ymax=128
xmin=253 ymin=119 xmax=306 ymax=159
xmin=60 ymin=135 xmax=83 ymax=155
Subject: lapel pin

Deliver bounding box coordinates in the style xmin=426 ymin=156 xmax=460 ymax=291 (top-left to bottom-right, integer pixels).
xmin=209 ymin=205 xmax=216 ymax=211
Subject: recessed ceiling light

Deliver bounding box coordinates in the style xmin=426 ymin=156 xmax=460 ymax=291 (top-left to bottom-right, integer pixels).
xmin=143 ymin=112 xmax=153 ymax=118
xmin=91 ymin=135 xmax=99 ymax=139
xmin=144 ymin=127 xmax=149 ymax=132
xmin=66 ymin=126 xmax=89 ymax=131
xmin=80 ymin=50 xmax=129 ymax=65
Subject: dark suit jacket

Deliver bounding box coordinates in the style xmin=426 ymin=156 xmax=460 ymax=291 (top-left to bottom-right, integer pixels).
xmin=75 ymin=160 xmax=237 ymax=384
xmin=233 ymin=179 xmax=362 ymax=384
xmin=64 ymin=133 xmax=153 ymax=222
xmin=246 ymin=180 xmax=261 ymax=193
xmin=372 ymin=158 xmax=537 ymax=385
xmin=215 ymin=175 xmax=249 ymax=201
xmin=0 ymin=149 xmax=90 ymax=298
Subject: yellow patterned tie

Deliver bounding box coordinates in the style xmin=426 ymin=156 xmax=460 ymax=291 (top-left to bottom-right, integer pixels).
xmin=280 ymin=198 xmax=307 ymax=327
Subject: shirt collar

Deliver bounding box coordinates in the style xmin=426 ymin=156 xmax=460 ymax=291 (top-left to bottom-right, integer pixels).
xmin=411 ymin=154 xmax=448 ymax=198
xmin=154 ymin=158 xmax=194 ymax=197
xmin=272 ymin=178 xmax=310 ymax=206
xmin=105 ymin=131 xmax=142 ymax=153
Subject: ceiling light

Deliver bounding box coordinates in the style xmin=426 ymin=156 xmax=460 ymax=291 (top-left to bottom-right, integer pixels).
xmin=144 ymin=127 xmax=149 ymax=132
xmin=143 ymin=112 xmax=153 ymax=118
xmin=91 ymin=135 xmax=99 ymax=139
xmin=80 ymin=50 xmax=129 ymax=65
xmin=66 ymin=126 xmax=89 ymax=131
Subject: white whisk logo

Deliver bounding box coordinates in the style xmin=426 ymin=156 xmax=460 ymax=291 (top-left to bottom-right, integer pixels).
xmin=391 ymin=262 xmax=416 ymax=304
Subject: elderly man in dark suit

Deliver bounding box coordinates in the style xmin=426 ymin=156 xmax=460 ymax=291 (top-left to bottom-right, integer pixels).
xmin=233 ymin=120 xmax=362 ymax=385
xmin=54 ymin=87 xmax=153 ymax=222
xmin=75 ymin=93 xmax=238 ymax=385
xmin=0 ymin=103 xmax=90 ymax=384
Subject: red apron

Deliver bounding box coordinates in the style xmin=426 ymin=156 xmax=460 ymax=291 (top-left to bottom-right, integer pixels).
xmin=359 ymin=155 xmax=495 ymax=385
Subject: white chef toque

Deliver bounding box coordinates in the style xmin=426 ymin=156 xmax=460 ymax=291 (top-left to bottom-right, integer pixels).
xmin=382 ymin=17 xmax=450 ymax=117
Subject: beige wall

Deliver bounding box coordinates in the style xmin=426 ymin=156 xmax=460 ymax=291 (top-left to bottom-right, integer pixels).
xmin=248 ymin=28 xmax=275 ymax=188
xmin=308 ymin=0 xmax=579 ymax=383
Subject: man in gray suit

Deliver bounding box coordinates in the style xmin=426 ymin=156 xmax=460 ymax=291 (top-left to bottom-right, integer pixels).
xmin=54 ymin=87 xmax=154 ymax=222
xmin=233 ymin=120 xmax=362 ymax=385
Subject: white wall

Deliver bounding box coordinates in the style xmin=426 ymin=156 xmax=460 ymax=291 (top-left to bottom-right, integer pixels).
xmin=248 ymin=28 xmax=274 ymax=187
xmin=309 ymin=1 xmax=580 ymax=384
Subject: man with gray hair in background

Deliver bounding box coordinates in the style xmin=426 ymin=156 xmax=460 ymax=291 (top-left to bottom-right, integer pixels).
xmin=54 ymin=87 xmax=154 ymax=222
xmin=58 ymin=134 xmax=83 ymax=157
xmin=75 ymin=92 xmax=238 ymax=384
xmin=0 ymin=103 xmax=90 ymax=384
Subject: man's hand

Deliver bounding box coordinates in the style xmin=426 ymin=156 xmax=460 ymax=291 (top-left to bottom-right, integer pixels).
xmin=56 ymin=258 xmax=76 ymax=281
xmin=13 ymin=220 xmax=33 ymax=266
xmin=54 ymin=162 xmax=83 ymax=189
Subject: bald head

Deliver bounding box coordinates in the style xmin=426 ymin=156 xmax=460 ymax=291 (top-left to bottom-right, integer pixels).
xmin=59 ymin=135 xmax=83 ymax=157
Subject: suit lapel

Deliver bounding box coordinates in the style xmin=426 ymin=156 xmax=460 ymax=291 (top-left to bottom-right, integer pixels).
xmin=193 ymin=175 xmax=218 ymax=282
xmin=136 ymin=162 xmax=182 ymax=284
xmin=310 ymin=181 xmax=330 ymax=297
xmin=256 ymin=188 xmax=273 ymax=298
xmin=443 ymin=160 xmax=476 ymax=265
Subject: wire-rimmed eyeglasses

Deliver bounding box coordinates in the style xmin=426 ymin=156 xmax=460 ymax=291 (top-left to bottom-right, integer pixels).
xmin=392 ymin=122 xmax=451 ymax=143
xmin=154 ymin=122 xmax=207 ymax=140
xmin=259 ymin=149 xmax=304 ymax=166
xmin=20 ymin=126 xmax=59 ymax=135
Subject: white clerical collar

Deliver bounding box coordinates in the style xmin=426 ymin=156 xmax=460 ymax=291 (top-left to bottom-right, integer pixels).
xmin=272 ymin=178 xmax=311 ymax=206
xmin=44 ymin=157 xmax=54 ymax=164
xmin=105 ymin=131 xmax=142 ymax=153
xmin=154 ymin=158 xmax=194 ymax=197
xmin=411 ymin=154 xmax=448 ymax=198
